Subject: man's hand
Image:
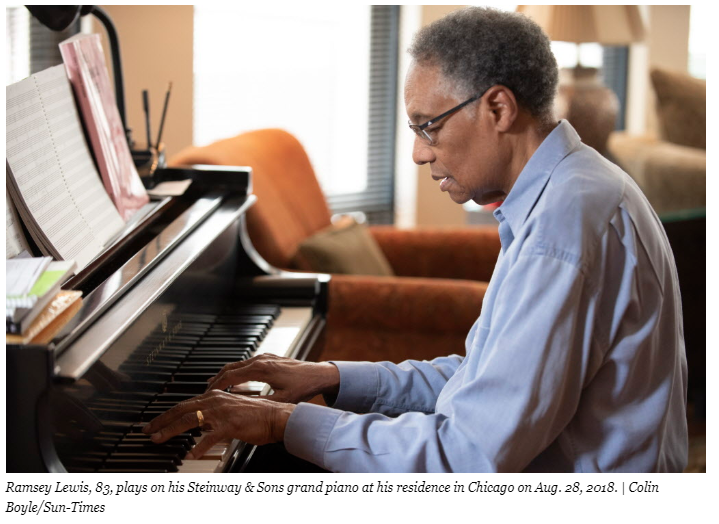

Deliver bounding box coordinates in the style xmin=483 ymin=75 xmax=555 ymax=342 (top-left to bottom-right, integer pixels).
xmin=142 ymin=390 xmax=295 ymax=459
xmin=206 ymin=354 xmax=340 ymax=404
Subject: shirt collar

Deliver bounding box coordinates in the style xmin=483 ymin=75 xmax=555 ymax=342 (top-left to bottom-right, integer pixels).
xmin=493 ymin=120 xmax=581 ymax=240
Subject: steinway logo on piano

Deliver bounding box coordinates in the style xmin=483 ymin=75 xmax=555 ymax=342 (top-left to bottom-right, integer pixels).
xmin=146 ymin=317 xmax=183 ymax=365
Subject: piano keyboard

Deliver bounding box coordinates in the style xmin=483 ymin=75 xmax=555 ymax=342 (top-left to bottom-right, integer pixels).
xmin=57 ymin=305 xmax=313 ymax=473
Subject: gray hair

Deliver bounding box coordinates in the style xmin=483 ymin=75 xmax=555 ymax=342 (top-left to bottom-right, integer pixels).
xmin=409 ymin=7 xmax=558 ymax=124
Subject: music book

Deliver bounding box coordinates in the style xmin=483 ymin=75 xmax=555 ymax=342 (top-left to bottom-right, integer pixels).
xmin=7 ymin=258 xmax=77 ymax=334
xmin=5 ymin=192 xmax=32 ymax=259
xmin=6 ymin=290 xmax=83 ymax=345
xmin=6 ymin=64 xmax=125 ymax=270
xmin=60 ymin=33 xmax=149 ymax=221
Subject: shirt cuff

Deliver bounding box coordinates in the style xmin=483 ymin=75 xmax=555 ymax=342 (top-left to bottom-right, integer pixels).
xmin=327 ymin=361 xmax=379 ymax=412
xmin=284 ymin=402 xmax=343 ymax=468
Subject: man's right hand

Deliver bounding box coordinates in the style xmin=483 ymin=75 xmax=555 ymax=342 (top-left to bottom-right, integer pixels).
xmin=206 ymin=354 xmax=340 ymax=404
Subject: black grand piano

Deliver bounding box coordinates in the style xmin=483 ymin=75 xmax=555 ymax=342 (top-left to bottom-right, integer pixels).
xmin=6 ymin=167 xmax=328 ymax=472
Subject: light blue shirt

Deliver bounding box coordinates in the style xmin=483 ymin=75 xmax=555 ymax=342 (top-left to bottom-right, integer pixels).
xmin=285 ymin=121 xmax=688 ymax=472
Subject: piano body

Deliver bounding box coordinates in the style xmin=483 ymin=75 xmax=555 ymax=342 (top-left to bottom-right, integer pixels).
xmin=6 ymin=167 xmax=328 ymax=472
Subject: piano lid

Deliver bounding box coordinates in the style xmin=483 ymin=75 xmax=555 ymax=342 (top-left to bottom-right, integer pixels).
xmin=49 ymin=167 xmax=253 ymax=361
xmin=54 ymin=192 xmax=256 ymax=377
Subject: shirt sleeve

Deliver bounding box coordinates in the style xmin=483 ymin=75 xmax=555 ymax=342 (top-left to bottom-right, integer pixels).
xmin=284 ymin=251 xmax=595 ymax=472
xmin=327 ymin=355 xmax=464 ymax=416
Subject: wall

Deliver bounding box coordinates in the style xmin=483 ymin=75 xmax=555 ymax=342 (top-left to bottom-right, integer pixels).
xmin=626 ymin=5 xmax=691 ymax=136
xmin=97 ymin=5 xmax=194 ymax=159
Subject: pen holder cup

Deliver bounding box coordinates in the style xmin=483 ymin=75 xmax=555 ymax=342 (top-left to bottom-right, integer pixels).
xmin=133 ymin=145 xmax=167 ymax=189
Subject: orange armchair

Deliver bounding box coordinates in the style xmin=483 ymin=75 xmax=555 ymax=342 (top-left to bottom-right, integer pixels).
xmin=170 ymin=129 xmax=501 ymax=363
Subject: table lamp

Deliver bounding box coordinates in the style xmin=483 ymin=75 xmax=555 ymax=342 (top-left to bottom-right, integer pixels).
xmin=517 ymin=5 xmax=645 ymax=154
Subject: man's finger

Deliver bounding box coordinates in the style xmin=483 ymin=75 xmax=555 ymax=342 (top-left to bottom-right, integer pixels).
xmin=149 ymin=410 xmax=203 ymax=443
xmin=143 ymin=396 xmax=204 ymax=435
xmin=207 ymin=359 xmax=253 ymax=383
xmin=186 ymin=431 xmax=222 ymax=460
xmin=207 ymin=362 xmax=268 ymax=392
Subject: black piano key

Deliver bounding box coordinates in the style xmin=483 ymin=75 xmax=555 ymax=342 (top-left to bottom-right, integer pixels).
xmin=184 ymin=355 xmax=250 ymax=363
xmin=97 ymin=432 xmax=126 ymax=438
xmin=140 ymin=411 xmax=167 ymax=422
xmin=197 ymin=339 xmax=258 ymax=347
xmin=100 ymin=421 xmax=137 ymax=432
xmin=119 ymin=363 xmax=179 ymax=373
xmin=165 ymin=381 xmax=210 ymax=394
xmin=215 ymin=316 xmax=274 ymax=326
xmin=188 ymin=350 xmax=253 ymax=358
xmin=123 ymin=442 xmax=188 ymax=456
xmin=89 ymin=408 xmax=143 ymax=422
xmin=89 ymin=400 xmax=149 ymax=410
xmin=120 ymin=380 xmax=168 ymax=393
xmin=173 ymin=313 xmax=217 ymax=323
xmin=64 ymin=456 xmax=104 ymax=469
xmin=172 ymin=372 xmax=216 ymax=382
xmin=146 ymin=401 xmax=183 ymax=408
xmin=128 ymin=350 xmax=190 ymax=358
xmin=124 ymin=356 xmax=184 ymax=365
xmin=155 ymin=392 xmax=197 ymax=402
xmin=123 ymin=433 xmax=196 ymax=446
xmin=97 ymin=468 xmax=170 ymax=473
xmin=208 ymin=332 xmax=266 ymax=341
xmin=208 ymin=324 xmax=266 ymax=331
xmin=100 ymin=391 xmax=157 ymax=401
xmin=160 ymin=337 xmax=204 ymax=353
xmin=115 ymin=443 xmax=187 ymax=455
xmin=124 ymin=371 xmax=175 ymax=381
xmin=175 ymin=365 xmax=225 ymax=374
xmin=148 ymin=333 xmax=202 ymax=340
xmin=223 ymin=306 xmax=280 ymax=316
xmin=197 ymin=342 xmax=257 ymax=351
xmin=121 ymin=435 xmax=195 ymax=451
xmin=104 ymin=458 xmax=178 ymax=472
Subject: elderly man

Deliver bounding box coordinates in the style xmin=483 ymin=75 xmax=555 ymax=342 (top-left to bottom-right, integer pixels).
xmin=145 ymin=7 xmax=687 ymax=472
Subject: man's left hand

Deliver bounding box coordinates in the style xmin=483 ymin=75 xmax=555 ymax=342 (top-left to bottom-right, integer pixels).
xmin=142 ymin=390 xmax=295 ymax=459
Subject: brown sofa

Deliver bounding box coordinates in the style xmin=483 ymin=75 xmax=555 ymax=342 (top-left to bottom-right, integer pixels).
xmin=170 ymin=129 xmax=501 ymax=363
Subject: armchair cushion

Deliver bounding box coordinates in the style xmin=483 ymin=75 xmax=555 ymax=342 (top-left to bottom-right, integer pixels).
xmin=370 ymin=225 xmax=500 ymax=282
xmin=607 ymin=132 xmax=705 ymax=215
xmin=293 ymin=217 xmax=394 ymax=276
xmin=650 ymin=68 xmax=706 ymax=150
xmin=318 ymin=274 xmax=487 ymax=363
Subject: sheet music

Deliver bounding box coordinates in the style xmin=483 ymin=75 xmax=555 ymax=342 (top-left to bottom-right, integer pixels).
xmin=5 ymin=65 xmax=124 ymax=269
xmin=5 ymin=191 xmax=31 ymax=259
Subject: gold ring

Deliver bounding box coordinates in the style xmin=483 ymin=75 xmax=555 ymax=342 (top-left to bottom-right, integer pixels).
xmin=196 ymin=410 xmax=204 ymax=428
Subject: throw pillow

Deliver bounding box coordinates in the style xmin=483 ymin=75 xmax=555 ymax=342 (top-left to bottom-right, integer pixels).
xmin=651 ymin=67 xmax=706 ymax=150
xmin=293 ymin=217 xmax=395 ymax=276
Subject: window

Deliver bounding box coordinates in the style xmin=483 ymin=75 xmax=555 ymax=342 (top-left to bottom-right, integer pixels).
xmin=688 ymin=5 xmax=706 ymax=79
xmin=194 ymin=5 xmax=398 ymax=223
xmin=5 ymin=5 xmax=79 ymax=83
xmin=6 ymin=6 xmax=30 ymax=84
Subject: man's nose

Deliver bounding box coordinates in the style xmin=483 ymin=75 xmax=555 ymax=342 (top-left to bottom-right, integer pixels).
xmin=412 ymin=137 xmax=435 ymax=166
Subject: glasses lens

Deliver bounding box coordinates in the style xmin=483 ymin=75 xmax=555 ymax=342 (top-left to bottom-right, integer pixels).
xmin=409 ymin=125 xmax=433 ymax=145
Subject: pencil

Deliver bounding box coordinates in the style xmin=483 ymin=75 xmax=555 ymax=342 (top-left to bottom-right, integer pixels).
xmin=142 ymin=89 xmax=151 ymax=149
xmin=155 ymin=82 xmax=173 ymax=149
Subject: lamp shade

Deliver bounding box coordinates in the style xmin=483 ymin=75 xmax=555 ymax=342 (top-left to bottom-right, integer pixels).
xmin=517 ymin=5 xmax=645 ymax=44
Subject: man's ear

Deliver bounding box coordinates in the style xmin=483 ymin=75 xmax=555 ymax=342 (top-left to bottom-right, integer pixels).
xmin=482 ymin=85 xmax=518 ymax=132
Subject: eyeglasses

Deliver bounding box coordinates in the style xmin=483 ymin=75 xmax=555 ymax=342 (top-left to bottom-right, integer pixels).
xmin=408 ymin=93 xmax=482 ymax=145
